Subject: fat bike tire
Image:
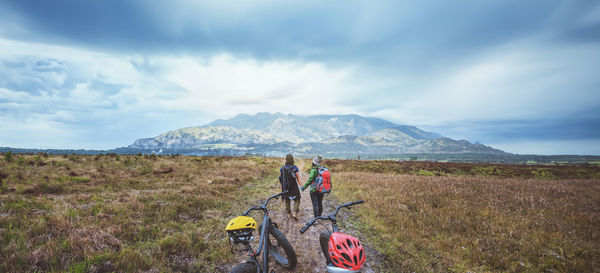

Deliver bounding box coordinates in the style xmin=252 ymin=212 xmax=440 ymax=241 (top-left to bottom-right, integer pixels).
xmin=268 ymin=224 xmax=297 ymax=269
xmin=320 ymin=230 xmax=332 ymax=265
xmin=229 ymin=262 xmax=257 ymax=273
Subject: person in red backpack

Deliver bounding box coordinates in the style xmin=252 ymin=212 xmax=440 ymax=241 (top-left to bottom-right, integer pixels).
xmin=279 ymin=154 xmax=301 ymax=220
xmin=301 ymin=155 xmax=325 ymax=217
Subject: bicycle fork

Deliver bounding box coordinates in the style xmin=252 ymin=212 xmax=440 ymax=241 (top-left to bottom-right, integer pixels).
xmin=253 ymin=215 xmax=271 ymax=273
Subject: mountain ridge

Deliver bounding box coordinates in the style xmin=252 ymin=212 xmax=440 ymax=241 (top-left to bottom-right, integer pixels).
xmin=129 ymin=113 xmax=506 ymax=156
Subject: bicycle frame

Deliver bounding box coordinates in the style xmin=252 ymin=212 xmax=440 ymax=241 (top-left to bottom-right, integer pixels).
xmin=239 ymin=191 xmax=287 ymax=273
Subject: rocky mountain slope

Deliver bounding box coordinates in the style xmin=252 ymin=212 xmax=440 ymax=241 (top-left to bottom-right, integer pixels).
xmin=129 ymin=113 xmax=505 ymax=156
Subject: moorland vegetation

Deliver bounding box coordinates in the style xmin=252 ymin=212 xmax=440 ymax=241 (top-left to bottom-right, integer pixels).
xmin=0 ymin=153 xmax=280 ymax=272
xmin=1 ymin=153 xmax=598 ymax=272
xmin=329 ymin=160 xmax=600 ymax=272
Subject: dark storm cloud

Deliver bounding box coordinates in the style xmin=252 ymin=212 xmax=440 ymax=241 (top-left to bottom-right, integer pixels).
xmin=426 ymin=114 xmax=600 ymax=144
xmin=2 ymin=0 xmax=598 ymax=68
xmin=1 ymin=0 xmax=599 ymax=153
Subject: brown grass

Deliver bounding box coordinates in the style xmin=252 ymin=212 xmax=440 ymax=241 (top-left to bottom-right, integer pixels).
xmin=327 ymin=159 xmax=600 ymax=179
xmin=331 ymin=164 xmax=600 ymax=272
xmin=0 ymin=154 xmax=280 ymax=272
xmin=3 ymin=154 xmax=597 ymax=272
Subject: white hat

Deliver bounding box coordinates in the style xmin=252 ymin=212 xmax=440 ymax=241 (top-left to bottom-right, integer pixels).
xmin=312 ymin=155 xmax=323 ymax=165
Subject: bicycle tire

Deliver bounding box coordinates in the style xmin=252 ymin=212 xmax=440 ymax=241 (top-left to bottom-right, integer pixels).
xmin=229 ymin=262 xmax=257 ymax=273
xmin=319 ymin=230 xmax=332 ymax=265
xmin=268 ymin=224 xmax=297 ymax=269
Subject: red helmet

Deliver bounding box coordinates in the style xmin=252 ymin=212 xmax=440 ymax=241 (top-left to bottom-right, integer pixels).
xmin=328 ymin=232 xmax=365 ymax=270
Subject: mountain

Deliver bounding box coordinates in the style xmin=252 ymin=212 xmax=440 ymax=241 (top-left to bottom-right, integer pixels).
xmin=130 ymin=126 xmax=281 ymax=149
xmin=206 ymin=112 xmax=440 ymax=143
xmin=129 ymin=113 xmax=505 ymax=156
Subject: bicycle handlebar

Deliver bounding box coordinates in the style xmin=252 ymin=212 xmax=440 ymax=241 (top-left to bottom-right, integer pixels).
xmin=300 ymin=216 xmax=328 ymax=234
xmin=341 ymin=200 xmax=364 ymax=208
xmin=299 ymin=221 xmax=312 ymax=234
xmin=299 ymin=200 xmax=364 ymax=233
xmin=265 ymin=190 xmax=288 ymax=206
xmin=242 ymin=191 xmax=289 ymax=216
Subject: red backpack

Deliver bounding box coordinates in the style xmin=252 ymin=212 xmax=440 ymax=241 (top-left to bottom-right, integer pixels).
xmin=312 ymin=167 xmax=332 ymax=193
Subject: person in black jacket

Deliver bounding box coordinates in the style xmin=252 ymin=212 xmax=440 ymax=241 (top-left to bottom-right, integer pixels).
xmin=279 ymin=154 xmax=301 ymax=220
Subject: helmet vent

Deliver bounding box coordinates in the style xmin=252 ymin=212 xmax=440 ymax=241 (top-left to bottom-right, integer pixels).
xmin=353 ymin=255 xmax=358 ymax=265
xmin=245 ymin=223 xmax=252 ymax=227
xmin=359 ymin=249 xmax=364 ymax=261
xmin=341 ymin=253 xmax=352 ymax=263
xmin=347 ymin=239 xmax=354 ymax=249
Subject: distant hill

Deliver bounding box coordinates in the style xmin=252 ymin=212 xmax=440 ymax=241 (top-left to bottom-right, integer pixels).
xmin=128 ymin=113 xmax=505 ymax=156
xmin=130 ymin=126 xmax=282 ymax=149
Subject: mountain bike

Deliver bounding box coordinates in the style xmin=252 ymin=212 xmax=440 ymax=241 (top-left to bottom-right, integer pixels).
xmin=226 ymin=191 xmax=297 ymax=273
xmin=300 ymin=200 xmax=366 ymax=273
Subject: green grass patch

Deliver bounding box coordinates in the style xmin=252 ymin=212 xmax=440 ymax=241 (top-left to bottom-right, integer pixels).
xmin=67 ymin=176 xmax=91 ymax=183
xmin=418 ymin=169 xmax=437 ymax=176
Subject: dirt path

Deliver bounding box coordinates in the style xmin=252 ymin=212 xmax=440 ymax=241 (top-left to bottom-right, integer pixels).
xmin=266 ymin=160 xmax=378 ymax=273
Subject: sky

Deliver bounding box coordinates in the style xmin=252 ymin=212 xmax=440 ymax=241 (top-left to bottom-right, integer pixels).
xmin=0 ymin=0 xmax=599 ymax=154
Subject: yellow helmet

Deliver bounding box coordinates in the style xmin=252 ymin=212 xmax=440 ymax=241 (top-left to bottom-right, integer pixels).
xmin=226 ymin=216 xmax=257 ymax=244
xmin=225 ymin=216 xmax=257 ymax=231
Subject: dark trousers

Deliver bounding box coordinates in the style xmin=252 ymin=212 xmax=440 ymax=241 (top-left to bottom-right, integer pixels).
xmin=310 ymin=191 xmax=325 ymax=217
xmin=285 ymin=197 xmax=300 ymax=214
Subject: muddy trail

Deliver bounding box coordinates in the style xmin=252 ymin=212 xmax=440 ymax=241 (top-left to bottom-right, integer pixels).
xmin=231 ymin=160 xmax=381 ymax=273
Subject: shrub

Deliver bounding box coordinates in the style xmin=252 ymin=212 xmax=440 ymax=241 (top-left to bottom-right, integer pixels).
xmin=68 ymin=177 xmax=91 ymax=183
xmin=116 ymin=248 xmax=150 ymax=272
xmin=418 ymin=169 xmax=436 ymax=176
xmin=123 ymin=158 xmax=133 ymax=166
xmin=139 ymin=167 xmax=152 ymax=175
xmin=158 ymin=236 xmax=179 ymax=255
xmin=37 ymin=181 xmax=65 ymax=194
xmin=4 ymin=151 xmax=13 ymax=162
xmin=0 ymin=170 xmax=7 ymax=187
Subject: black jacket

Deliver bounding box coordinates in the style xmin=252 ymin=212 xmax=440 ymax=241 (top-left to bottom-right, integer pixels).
xmin=279 ymin=165 xmax=300 ymax=199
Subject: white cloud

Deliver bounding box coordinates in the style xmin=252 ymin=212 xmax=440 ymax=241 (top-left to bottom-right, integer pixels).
xmin=0 ymin=33 xmax=598 ymax=152
xmin=367 ymin=41 xmax=600 ymax=127
xmin=0 ymin=38 xmax=365 ymax=148
xmin=149 ymin=54 xmax=359 ymax=118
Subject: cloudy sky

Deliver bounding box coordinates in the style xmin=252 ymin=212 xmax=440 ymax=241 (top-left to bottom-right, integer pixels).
xmin=0 ymin=1 xmax=599 ymax=154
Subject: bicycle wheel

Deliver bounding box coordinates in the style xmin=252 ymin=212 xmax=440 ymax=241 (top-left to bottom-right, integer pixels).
xmin=319 ymin=230 xmax=332 ymax=265
xmin=229 ymin=262 xmax=257 ymax=273
xmin=267 ymin=224 xmax=297 ymax=269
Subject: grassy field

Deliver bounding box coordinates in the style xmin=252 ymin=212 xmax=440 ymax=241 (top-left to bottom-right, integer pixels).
xmin=328 ymin=160 xmax=600 ymax=272
xmin=0 ymin=153 xmax=281 ymax=272
xmin=326 ymin=159 xmax=600 ymax=179
xmin=1 ymin=154 xmax=599 ymax=272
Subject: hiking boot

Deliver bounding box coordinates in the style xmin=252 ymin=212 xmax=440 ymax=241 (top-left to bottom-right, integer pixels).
xmin=292 ymin=213 xmax=298 ymax=220
xmin=287 ymin=212 xmax=293 ymax=219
